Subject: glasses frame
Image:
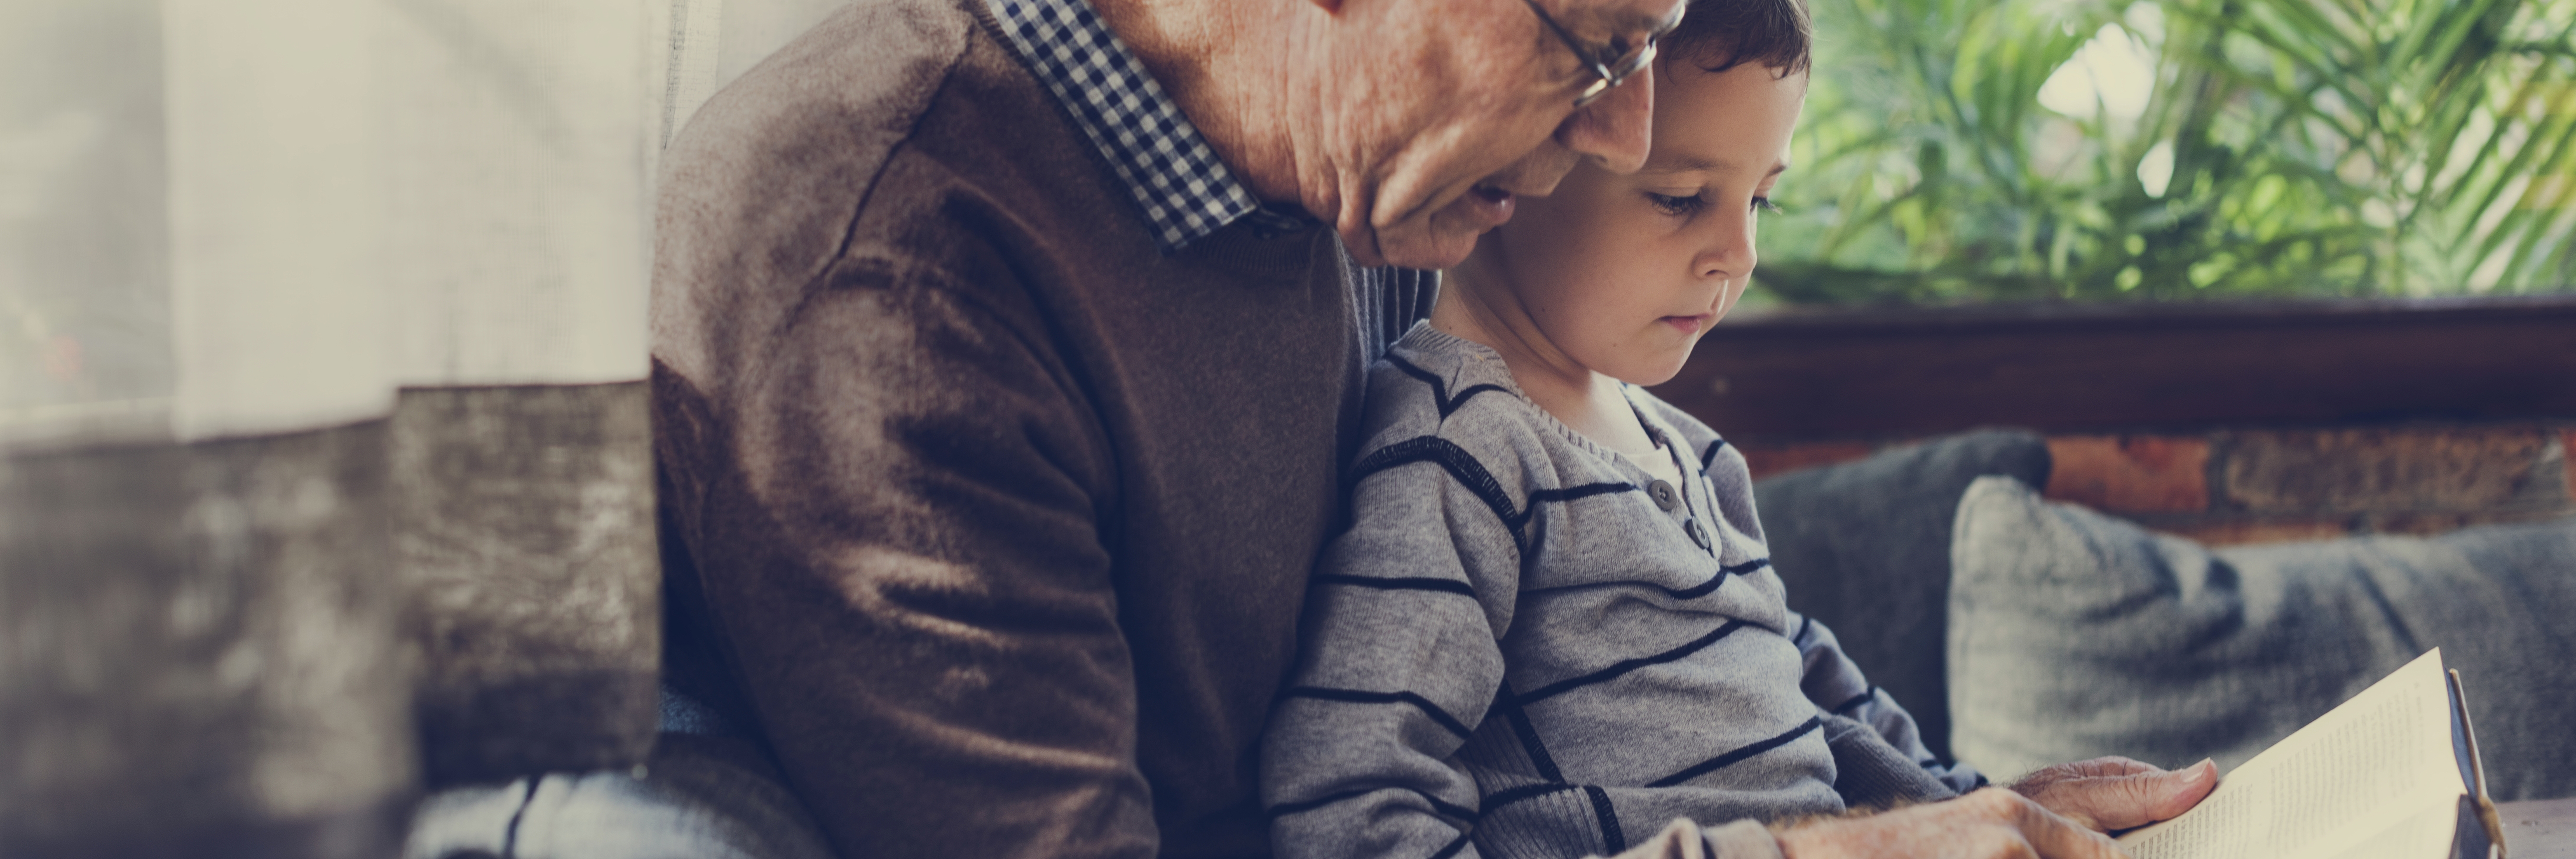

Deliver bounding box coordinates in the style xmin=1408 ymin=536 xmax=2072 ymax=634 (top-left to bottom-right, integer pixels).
xmin=1520 ymin=0 xmax=1670 ymax=108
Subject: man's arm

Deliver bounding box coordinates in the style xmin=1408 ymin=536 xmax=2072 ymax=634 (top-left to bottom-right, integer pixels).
xmin=656 ymin=269 xmax=1150 ymax=859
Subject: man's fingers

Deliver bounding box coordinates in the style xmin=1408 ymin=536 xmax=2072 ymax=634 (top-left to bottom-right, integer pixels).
xmin=2030 ymin=759 xmax=2220 ymax=832
xmin=2063 ymin=756 xmax=2161 ymax=779
xmin=2011 ymin=796 xmax=2130 ymax=859
xmin=2147 ymin=760 xmax=2221 ymax=822
xmin=2012 ymin=756 xmax=2161 ymax=795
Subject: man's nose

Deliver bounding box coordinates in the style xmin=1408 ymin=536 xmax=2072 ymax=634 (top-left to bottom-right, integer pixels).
xmin=1552 ymin=71 xmax=1652 ymax=174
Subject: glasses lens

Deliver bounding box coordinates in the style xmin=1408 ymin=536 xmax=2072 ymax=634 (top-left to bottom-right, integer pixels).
xmin=1570 ymin=40 xmax=1656 ymax=108
xmin=1571 ymin=78 xmax=1613 ymax=108
xmin=1609 ymin=40 xmax=1656 ymax=79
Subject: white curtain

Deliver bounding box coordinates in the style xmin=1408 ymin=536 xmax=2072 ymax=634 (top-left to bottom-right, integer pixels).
xmin=0 ymin=0 xmax=772 ymax=852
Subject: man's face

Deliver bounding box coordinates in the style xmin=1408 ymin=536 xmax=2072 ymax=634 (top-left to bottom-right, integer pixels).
xmin=1305 ymin=0 xmax=1687 ymax=269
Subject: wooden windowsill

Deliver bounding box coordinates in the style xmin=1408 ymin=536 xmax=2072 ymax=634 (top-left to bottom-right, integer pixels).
xmin=1649 ymin=295 xmax=2576 ymax=443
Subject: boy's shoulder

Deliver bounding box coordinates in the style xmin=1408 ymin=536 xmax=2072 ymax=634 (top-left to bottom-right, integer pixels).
xmin=1360 ymin=322 xmax=1539 ymax=439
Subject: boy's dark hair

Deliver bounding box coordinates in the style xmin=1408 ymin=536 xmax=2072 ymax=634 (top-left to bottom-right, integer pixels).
xmin=1664 ymin=0 xmax=1813 ymax=78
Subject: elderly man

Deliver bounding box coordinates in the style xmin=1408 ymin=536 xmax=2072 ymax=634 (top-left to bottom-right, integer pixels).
xmin=440 ymin=0 xmax=2216 ymax=857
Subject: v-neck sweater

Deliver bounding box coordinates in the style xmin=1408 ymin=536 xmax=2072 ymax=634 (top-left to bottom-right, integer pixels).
xmin=648 ymin=0 xmax=1433 ymax=857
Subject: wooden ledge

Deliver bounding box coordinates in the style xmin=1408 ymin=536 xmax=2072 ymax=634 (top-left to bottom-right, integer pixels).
xmin=2505 ymin=796 xmax=2576 ymax=859
xmin=1650 ymin=296 xmax=2576 ymax=442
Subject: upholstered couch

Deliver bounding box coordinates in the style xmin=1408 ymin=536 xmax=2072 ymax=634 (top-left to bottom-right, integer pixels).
xmin=1753 ymin=429 xmax=2576 ymax=802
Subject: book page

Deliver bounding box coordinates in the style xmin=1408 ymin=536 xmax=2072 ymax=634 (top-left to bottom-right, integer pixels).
xmin=2117 ymin=650 xmax=2463 ymax=859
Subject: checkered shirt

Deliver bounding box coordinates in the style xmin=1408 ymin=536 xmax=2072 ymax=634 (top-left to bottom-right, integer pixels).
xmin=985 ymin=0 xmax=1314 ymax=252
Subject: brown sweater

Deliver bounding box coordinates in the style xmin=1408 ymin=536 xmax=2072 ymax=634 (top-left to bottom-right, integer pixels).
xmin=648 ymin=1 xmax=1431 ymax=858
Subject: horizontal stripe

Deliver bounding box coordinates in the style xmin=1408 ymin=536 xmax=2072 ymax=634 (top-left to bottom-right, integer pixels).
xmin=1659 ymin=558 xmax=1771 ymax=600
xmin=1280 ymin=686 xmax=1475 ymax=739
xmin=1514 ymin=620 xmax=1750 ymax=705
xmin=1312 ymin=574 xmax=1477 ymax=598
xmin=1520 ymin=556 xmax=1769 ymax=601
xmin=1525 ymin=482 xmax=1639 ymax=508
xmin=1351 ymin=438 xmax=1647 ymax=553
xmin=1646 ymin=716 xmax=1825 ymax=788
xmin=1350 ymin=436 xmax=1526 ymax=548
xmin=1430 ymin=830 xmax=1475 ymax=859
xmin=1387 ymin=354 xmax=1515 ymax=419
xmin=1831 ymin=688 xmax=1878 ymax=714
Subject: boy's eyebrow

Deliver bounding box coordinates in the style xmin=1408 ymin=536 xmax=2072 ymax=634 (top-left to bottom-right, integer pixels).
xmin=1638 ymin=155 xmax=1793 ymax=177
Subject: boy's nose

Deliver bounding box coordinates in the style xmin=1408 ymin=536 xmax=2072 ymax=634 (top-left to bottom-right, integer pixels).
xmin=1698 ymin=214 xmax=1758 ymax=280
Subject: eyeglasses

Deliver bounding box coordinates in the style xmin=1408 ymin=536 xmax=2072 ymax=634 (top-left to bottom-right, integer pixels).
xmin=1520 ymin=0 xmax=1673 ymax=108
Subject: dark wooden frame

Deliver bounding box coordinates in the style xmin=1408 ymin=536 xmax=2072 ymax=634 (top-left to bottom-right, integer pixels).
xmin=1648 ymin=295 xmax=2576 ymax=443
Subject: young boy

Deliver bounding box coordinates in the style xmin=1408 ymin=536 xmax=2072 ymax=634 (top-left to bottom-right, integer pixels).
xmin=1260 ymin=2 xmax=1984 ymax=858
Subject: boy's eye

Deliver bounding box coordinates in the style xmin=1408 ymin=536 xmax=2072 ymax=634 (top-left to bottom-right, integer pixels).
xmin=1752 ymin=196 xmax=1783 ymax=215
xmin=1647 ymin=191 xmax=1705 ymax=216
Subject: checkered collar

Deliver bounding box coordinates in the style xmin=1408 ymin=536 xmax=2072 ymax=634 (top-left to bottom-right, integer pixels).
xmin=984 ymin=0 xmax=1316 ymax=252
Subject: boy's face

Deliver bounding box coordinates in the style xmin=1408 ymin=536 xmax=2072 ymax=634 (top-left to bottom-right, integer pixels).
xmin=1464 ymin=58 xmax=1806 ymax=387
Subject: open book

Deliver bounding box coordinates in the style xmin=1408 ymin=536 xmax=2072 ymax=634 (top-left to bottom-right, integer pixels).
xmin=2115 ymin=649 xmax=2505 ymax=859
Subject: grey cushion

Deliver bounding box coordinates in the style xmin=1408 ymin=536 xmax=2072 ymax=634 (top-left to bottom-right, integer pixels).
xmin=1946 ymin=475 xmax=2576 ymax=800
xmin=1752 ymin=428 xmax=2053 ymax=762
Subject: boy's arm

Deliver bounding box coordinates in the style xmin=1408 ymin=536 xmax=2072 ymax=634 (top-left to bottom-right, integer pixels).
xmin=1261 ymin=442 xmax=1520 ymax=859
xmin=1675 ymin=419 xmax=1984 ymax=803
xmin=1787 ymin=612 xmax=1986 ymax=800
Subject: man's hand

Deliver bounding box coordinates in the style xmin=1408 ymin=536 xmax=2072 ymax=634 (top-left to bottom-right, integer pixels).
xmin=1774 ymin=788 xmax=2127 ymax=859
xmin=2010 ymin=757 xmax=2219 ymax=833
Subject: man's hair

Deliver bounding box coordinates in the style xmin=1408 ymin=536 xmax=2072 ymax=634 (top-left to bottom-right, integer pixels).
xmin=1664 ymin=0 xmax=1813 ymax=78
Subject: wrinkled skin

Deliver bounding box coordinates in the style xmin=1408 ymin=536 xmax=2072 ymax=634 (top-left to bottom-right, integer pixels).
xmin=1777 ymin=758 xmax=2219 ymax=859
xmin=1274 ymin=0 xmax=1686 ymax=268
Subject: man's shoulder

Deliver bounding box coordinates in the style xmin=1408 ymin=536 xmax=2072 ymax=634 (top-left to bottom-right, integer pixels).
xmin=663 ymin=0 xmax=980 ymax=191
xmin=650 ymin=0 xmax=1134 ymax=380
xmin=653 ymin=0 xmax=997 ymax=314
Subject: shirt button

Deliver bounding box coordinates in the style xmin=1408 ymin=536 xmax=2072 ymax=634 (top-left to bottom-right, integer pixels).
xmin=1684 ymin=518 xmax=1710 ymax=550
xmin=1648 ymin=480 xmax=1679 ymax=511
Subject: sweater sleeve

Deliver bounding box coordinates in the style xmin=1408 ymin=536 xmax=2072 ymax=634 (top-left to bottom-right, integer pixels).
xmin=1786 ymin=612 xmax=1985 ymax=800
xmin=1262 ymin=431 xmax=1525 ymax=859
xmin=655 ymin=274 xmax=1154 ymax=859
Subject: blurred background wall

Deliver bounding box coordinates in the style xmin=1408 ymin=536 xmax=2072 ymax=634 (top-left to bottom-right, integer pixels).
xmin=0 ymin=0 xmax=717 ymax=854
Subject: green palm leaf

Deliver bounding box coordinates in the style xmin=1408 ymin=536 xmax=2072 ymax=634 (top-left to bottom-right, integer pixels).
xmin=1757 ymin=0 xmax=2576 ymax=304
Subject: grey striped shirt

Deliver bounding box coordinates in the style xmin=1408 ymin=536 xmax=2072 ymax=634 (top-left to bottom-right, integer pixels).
xmin=1262 ymin=323 xmax=1980 ymax=859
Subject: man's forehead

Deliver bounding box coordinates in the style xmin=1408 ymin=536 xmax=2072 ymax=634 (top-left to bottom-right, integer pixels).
xmin=1555 ymin=0 xmax=1687 ymax=37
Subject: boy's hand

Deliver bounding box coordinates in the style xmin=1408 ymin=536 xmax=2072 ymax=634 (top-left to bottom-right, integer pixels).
xmin=1775 ymin=788 xmax=2128 ymax=859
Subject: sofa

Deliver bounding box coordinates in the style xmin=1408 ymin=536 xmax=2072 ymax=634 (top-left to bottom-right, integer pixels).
xmin=1753 ymin=429 xmax=2576 ymax=802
